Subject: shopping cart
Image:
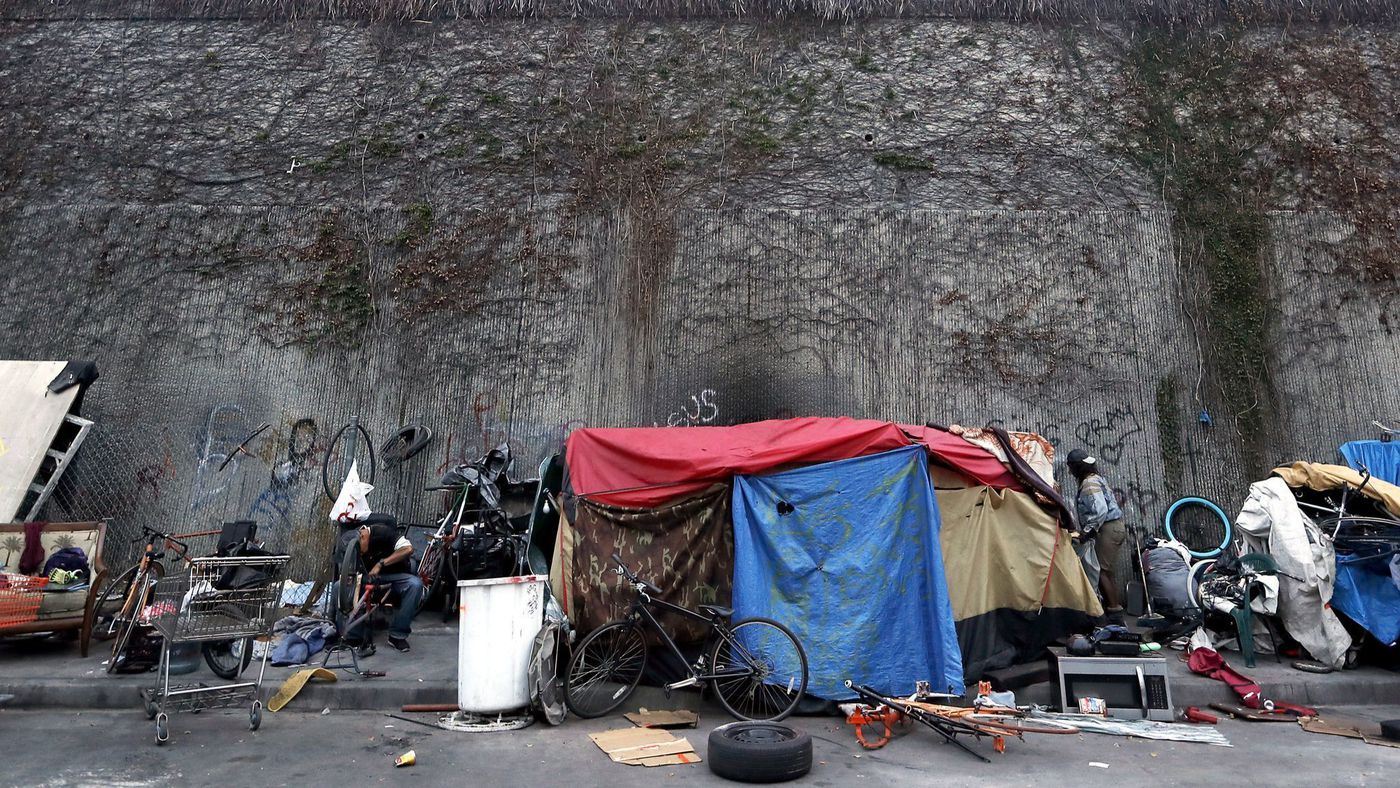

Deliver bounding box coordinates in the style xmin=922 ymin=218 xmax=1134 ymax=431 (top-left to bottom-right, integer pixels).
xmin=144 ymin=554 xmax=290 ymax=745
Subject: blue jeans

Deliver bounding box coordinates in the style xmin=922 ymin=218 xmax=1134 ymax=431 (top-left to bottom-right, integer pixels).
xmin=348 ymin=572 xmax=423 ymax=641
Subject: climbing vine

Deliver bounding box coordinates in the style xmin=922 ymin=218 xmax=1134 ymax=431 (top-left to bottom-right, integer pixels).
xmin=1118 ymin=29 xmax=1397 ymax=475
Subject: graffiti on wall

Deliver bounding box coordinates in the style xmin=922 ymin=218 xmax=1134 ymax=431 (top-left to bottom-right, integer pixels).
xmin=435 ymin=390 xmax=587 ymax=474
xmin=189 ymin=404 xmax=249 ymax=512
xmin=656 ymin=389 xmax=720 ymax=427
xmin=1073 ymin=406 xmax=1143 ymax=466
xmin=247 ymin=417 xmax=324 ymax=527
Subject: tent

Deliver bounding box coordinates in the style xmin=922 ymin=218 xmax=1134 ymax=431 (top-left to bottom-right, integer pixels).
xmin=566 ymin=417 xmax=1019 ymax=508
xmin=563 ymin=418 xmax=1102 ymax=687
xmin=930 ymin=462 xmax=1101 ymax=677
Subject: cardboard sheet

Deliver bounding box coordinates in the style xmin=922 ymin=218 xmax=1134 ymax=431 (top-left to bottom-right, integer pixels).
xmin=1299 ymin=715 xmax=1400 ymax=749
xmin=588 ymin=727 xmax=701 ymax=767
xmin=623 ymin=708 xmax=700 ymax=729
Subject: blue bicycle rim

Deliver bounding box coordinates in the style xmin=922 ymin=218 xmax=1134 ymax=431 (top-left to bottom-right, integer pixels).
xmin=1164 ymin=497 xmax=1232 ymax=558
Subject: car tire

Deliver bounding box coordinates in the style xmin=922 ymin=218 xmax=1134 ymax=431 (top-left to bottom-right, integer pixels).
xmin=708 ymin=721 xmax=812 ymax=783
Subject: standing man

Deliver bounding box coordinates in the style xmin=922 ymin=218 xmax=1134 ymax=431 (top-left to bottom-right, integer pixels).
xmin=1067 ymin=449 xmax=1126 ymax=624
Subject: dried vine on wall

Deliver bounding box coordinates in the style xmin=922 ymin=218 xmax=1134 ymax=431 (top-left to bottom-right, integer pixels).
xmin=1116 ymin=28 xmax=1398 ymax=474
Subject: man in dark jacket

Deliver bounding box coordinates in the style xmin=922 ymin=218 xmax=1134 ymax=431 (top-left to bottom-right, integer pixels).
xmin=348 ymin=522 xmax=423 ymax=653
xmin=1067 ymin=448 xmax=1127 ymax=624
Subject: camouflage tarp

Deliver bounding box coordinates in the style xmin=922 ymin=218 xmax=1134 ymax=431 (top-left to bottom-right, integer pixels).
xmin=572 ymin=483 xmax=732 ymax=643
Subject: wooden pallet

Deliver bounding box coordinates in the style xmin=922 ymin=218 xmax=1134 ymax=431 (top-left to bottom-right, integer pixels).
xmin=0 ymin=360 xmax=83 ymax=522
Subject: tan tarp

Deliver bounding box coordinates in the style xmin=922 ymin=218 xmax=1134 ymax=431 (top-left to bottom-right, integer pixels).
xmin=571 ymin=483 xmax=733 ymax=642
xmin=937 ymin=484 xmax=1102 ymax=619
xmin=1272 ymin=462 xmax=1400 ymax=519
xmin=550 ymin=505 xmax=578 ymax=622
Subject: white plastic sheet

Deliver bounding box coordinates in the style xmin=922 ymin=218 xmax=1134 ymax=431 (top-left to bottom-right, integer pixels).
xmin=1235 ymin=477 xmax=1351 ymax=666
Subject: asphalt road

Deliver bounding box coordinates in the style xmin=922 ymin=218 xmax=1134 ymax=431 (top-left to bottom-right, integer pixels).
xmin=3 ymin=705 xmax=1398 ymax=787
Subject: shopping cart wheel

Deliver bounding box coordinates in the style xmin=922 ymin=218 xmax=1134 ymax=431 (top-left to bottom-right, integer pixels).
xmin=249 ymin=701 xmax=262 ymax=731
xmin=144 ymin=698 xmax=158 ymax=720
xmin=155 ymin=713 xmax=169 ymax=745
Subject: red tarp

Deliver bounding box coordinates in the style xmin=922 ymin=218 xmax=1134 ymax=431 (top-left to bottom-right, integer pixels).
xmin=903 ymin=424 xmax=1021 ymax=490
xmin=567 ymin=417 xmax=1019 ymax=507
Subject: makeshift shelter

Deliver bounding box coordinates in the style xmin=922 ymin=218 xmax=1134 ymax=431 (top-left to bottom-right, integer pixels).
xmin=731 ymin=446 xmax=963 ymax=698
xmin=1272 ymin=462 xmax=1400 ymax=648
xmin=1272 ymin=462 xmax=1400 ymax=518
xmin=930 ymin=463 xmax=1101 ymax=678
xmin=563 ymin=418 xmax=1103 ymax=688
xmin=568 ymin=483 xmax=733 ymax=643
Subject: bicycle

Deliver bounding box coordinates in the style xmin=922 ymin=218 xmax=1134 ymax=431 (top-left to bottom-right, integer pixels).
xmin=90 ymin=525 xmax=254 ymax=679
xmin=1291 ymin=467 xmax=1400 ymax=553
xmin=415 ymin=486 xmax=513 ymax=618
xmin=417 ymin=446 xmax=529 ymax=619
xmin=564 ymin=553 xmax=809 ymax=722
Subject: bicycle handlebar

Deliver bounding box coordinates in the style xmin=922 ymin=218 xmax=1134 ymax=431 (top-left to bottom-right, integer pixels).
xmin=611 ymin=553 xmax=663 ymax=595
xmin=133 ymin=525 xmax=189 ymax=555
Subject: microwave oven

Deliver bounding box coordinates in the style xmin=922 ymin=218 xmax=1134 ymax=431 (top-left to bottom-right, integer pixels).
xmin=1051 ymin=648 xmax=1175 ymax=721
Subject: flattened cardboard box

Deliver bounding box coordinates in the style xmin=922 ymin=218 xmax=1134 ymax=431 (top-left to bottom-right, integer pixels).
xmin=589 ymin=727 xmax=702 ymax=767
xmin=623 ymin=708 xmax=700 ymax=729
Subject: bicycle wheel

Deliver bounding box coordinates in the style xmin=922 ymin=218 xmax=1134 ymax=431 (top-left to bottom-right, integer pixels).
xmin=107 ymin=563 xmax=164 ymax=673
xmin=203 ymin=637 xmax=254 ymax=679
xmin=1164 ymin=497 xmax=1232 ymax=558
xmin=416 ymin=539 xmax=445 ymax=612
xmin=90 ymin=564 xmax=140 ymax=641
xmin=1187 ymin=559 xmax=1216 ymax=609
xmin=962 ymin=712 xmax=1080 ymax=735
xmin=1324 ymin=516 xmax=1400 ymax=547
xmin=564 ymin=621 xmax=647 ymax=718
xmin=711 ymin=618 xmax=808 ymax=722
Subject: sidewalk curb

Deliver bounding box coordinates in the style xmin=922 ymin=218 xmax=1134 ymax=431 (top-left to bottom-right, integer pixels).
xmin=0 ymin=678 xmax=705 ymax=713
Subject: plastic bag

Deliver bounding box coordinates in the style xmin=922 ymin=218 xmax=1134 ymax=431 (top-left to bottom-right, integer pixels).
xmin=329 ymin=460 xmax=374 ymax=523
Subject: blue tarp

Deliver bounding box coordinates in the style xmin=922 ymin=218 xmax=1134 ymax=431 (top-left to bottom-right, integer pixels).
xmin=1334 ymin=552 xmax=1400 ymax=646
xmin=731 ymin=446 xmax=963 ymax=699
xmin=1339 ymin=440 xmax=1400 ymax=487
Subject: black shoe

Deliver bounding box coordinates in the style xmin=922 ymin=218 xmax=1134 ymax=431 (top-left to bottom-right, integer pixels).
xmin=355 ymin=642 xmax=377 ymax=659
xmin=388 ymin=636 xmax=410 ymax=653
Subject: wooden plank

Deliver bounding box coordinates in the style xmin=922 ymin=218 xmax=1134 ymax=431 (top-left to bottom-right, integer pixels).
xmin=0 ymin=360 xmax=79 ymax=521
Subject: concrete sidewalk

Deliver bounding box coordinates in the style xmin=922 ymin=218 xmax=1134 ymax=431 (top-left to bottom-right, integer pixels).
xmin=3 ymin=618 xmax=1399 ymax=713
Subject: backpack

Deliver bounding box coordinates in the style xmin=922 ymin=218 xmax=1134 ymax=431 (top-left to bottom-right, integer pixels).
xmin=44 ymin=547 xmax=89 ymax=576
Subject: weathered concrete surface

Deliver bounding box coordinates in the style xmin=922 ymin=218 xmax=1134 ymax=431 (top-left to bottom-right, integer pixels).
xmin=5 ymin=615 xmax=1400 ymax=712
xmin=3 ymin=703 xmax=1400 ymax=787
xmin=0 ymin=18 xmax=1396 ymax=577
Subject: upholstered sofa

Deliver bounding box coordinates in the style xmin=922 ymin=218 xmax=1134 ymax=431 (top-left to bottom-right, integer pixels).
xmin=0 ymin=520 xmax=107 ymax=656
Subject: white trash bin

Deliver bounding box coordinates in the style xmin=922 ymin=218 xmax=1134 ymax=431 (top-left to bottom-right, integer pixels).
xmin=457 ymin=575 xmax=545 ymax=713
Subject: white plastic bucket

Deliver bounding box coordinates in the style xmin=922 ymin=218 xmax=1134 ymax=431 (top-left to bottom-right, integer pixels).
xmin=457 ymin=574 xmax=545 ymax=713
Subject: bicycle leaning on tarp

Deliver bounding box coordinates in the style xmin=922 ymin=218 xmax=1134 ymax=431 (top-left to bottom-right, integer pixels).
xmin=563 ymin=553 xmax=809 ymax=722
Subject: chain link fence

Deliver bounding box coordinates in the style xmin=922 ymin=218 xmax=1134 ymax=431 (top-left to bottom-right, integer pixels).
xmin=33 ymin=425 xmax=338 ymax=582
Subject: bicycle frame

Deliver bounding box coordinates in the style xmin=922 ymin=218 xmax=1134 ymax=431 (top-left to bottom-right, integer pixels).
xmin=621 ymin=594 xmax=760 ymax=690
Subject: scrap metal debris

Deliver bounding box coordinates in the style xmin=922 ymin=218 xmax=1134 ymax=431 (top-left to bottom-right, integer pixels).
xmin=1028 ymin=711 xmax=1232 ymax=746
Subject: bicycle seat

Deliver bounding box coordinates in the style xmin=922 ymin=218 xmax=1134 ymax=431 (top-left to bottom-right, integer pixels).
xmin=698 ymin=604 xmax=733 ymax=619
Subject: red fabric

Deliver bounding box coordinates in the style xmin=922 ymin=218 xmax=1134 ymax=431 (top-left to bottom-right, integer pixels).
xmin=1188 ymin=647 xmax=1266 ymax=708
xmin=901 ymin=425 xmax=1021 ymax=489
xmin=567 ymin=417 xmax=913 ymax=507
xmin=19 ymin=522 xmax=47 ymax=575
xmin=567 ymin=417 xmax=1024 ymax=507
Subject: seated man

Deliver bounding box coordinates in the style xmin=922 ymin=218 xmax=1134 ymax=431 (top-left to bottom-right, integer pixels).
xmin=348 ymin=522 xmax=424 ymax=654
